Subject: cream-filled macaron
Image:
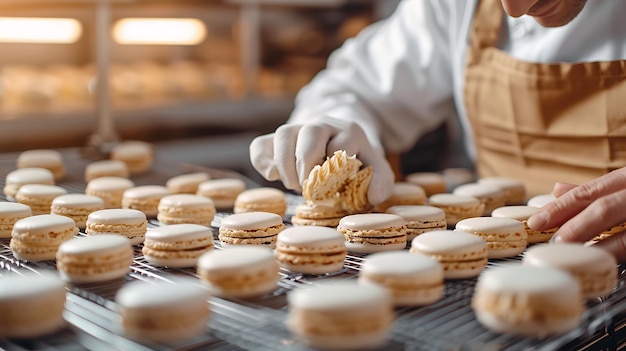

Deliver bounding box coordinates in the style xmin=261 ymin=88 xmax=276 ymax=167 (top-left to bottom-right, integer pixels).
xmin=337 ymin=213 xmax=407 ymax=253
xmin=197 ymin=246 xmax=280 ymax=298
xmin=85 ymin=176 xmax=135 ymax=209
xmin=196 ymin=178 xmax=246 ymax=210
xmin=166 ymin=172 xmax=210 ymax=194
xmin=287 ymin=281 xmax=393 ymax=350
xmin=386 ymin=205 xmax=447 ymax=242
xmin=51 ymin=194 xmax=105 ymax=229
xmin=219 ymin=211 xmax=285 ymax=248
xmin=453 ymin=183 xmax=506 ymax=216
xmin=85 ymin=209 xmax=148 ymax=245
xmin=455 ymin=217 xmax=527 ymax=259
xmin=234 ymin=187 xmax=287 ymax=217
xmin=523 ymin=243 xmax=618 ymax=299
xmin=491 ymin=205 xmax=557 ymax=243
xmin=122 ymin=185 xmax=169 ymax=218
xmin=290 ymin=203 xmax=347 ymax=228
xmin=478 ymin=177 xmax=527 ymax=205
xmin=372 ymin=182 xmax=427 ymax=212
xmin=15 ymin=184 xmax=67 ymax=215
xmin=472 ymin=264 xmax=584 ymax=338
xmin=526 ymin=193 xmax=556 ymax=208
xmin=4 ymin=167 xmax=55 ymax=201
xmin=17 ymin=149 xmax=65 ymax=181
xmin=0 ymin=272 xmax=66 ymax=338
xmin=143 ymin=223 xmax=214 ymax=267
xmin=405 ymin=172 xmax=447 ymax=196
xmin=56 ymin=234 xmax=133 ymax=283
xmin=274 ymin=226 xmax=347 ymax=274
xmin=84 ymin=159 xmax=129 ymax=182
xmin=427 ymin=193 xmax=484 ymax=227
xmin=0 ymin=202 xmax=32 ymax=238
xmin=110 ymin=140 xmax=154 ymax=175
xmin=115 ymin=277 xmax=211 ymax=343
xmin=410 ymin=230 xmax=488 ymax=279
xmin=157 ymin=194 xmax=216 ymax=226
xmin=10 ymin=214 xmax=78 ymax=261
xmin=359 ymin=251 xmax=444 ymax=306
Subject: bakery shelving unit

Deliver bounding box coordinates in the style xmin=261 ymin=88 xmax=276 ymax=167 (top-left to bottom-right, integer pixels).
xmin=1 ymin=151 xmax=626 ymax=350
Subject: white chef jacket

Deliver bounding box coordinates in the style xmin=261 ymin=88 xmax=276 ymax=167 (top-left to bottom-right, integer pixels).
xmin=287 ymin=0 xmax=626 ymax=164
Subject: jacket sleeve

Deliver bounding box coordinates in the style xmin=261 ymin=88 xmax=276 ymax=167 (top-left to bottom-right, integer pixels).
xmin=287 ymin=0 xmax=457 ymax=153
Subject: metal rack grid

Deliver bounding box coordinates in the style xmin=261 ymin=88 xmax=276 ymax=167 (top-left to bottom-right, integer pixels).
xmin=1 ymin=161 xmax=626 ymax=351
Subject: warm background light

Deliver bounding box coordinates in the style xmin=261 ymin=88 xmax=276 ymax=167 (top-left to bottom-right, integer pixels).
xmin=0 ymin=17 xmax=82 ymax=43
xmin=113 ymin=18 xmax=207 ymax=45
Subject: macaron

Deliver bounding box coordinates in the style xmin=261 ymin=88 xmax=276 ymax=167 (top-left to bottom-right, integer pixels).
xmin=455 ymin=217 xmax=528 ymax=259
xmin=427 ymin=193 xmax=484 ymax=227
xmin=405 ymin=172 xmax=447 ymax=196
xmin=115 ymin=277 xmax=211 ymax=343
xmin=142 ymin=223 xmax=214 ymax=267
xmin=84 ymin=159 xmax=129 ymax=182
xmin=453 ymin=183 xmax=506 ymax=216
xmin=10 ymin=214 xmax=78 ymax=262
xmin=85 ymin=176 xmax=135 ymax=209
xmin=233 ymin=187 xmax=287 ymax=217
xmin=3 ymin=167 xmax=55 ymax=201
xmin=85 ymin=209 xmax=148 ymax=245
xmin=122 ymin=185 xmax=169 ymax=218
xmin=274 ymin=226 xmax=347 ymax=274
xmin=526 ymin=193 xmax=556 ymax=208
xmin=386 ymin=205 xmax=447 ymax=242
xmin=110 ymin=140 xmax=154 ymax=175
xmin=491 ymin=205 xmax=557 ymax=243
xmin=372 ymin=182 xmax=427 ymax=212
xmin=56 ymin=234 xmax=133 ymax=283
xmin=15 ymin=184 xmax=67 ymax=215
xmin=50 ymin=194 xmax=105 ymax=229
xmin=157 ymin=193 xmax=216 ymax=226
xmin=166 ymin=172 xmax=210 ymax=194
xmin=410 ymin=230 xmax=488 ymax=279
xmin=523 ymin=243 xmax=618 ymax=299
xmin=337 ymin=213 xmax=407 ymax=253
xmin=0 ymin=202 xmax=32 ymax=239
xmin=287 ymin=281 xmax=393 ymax=350
xmin=17 ymin=149 xmax=65 ymax=181
xmin=196 ymin=178 xmax=246 ymax=210
xmin=359 ymin=251 xmax=444 ymax=306
xmin=290 ymin=203 xmax=346 ymax=228
xmin=478 ymin=177 xmax=527 ymax=205
xmin=0 ymin=272 xmax=66 ymax=338
xmin=472 ymin=264 xmax=584 ymax=338
xmin=218 ymin=211 xmax=285 ymax=248
xmin=197 ymin=246 xmax=280 ymax=298
xmin=442 ymin=168 xmax=476 ymax=191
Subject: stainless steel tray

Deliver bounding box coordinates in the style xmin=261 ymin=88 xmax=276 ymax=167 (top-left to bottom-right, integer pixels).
xmin=1 ymin=155 xmax=625 ymax=351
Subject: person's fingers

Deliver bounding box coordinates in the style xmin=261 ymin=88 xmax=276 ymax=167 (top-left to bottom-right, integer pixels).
xmin=590 ymin=232 xmax=626 ymax=263
xmin=552 ymin=182 xmax=577 ymax=198
xmin=273 ymin=124 xmax=303 ymax=191
xmin=552 ymin=188 xmax=626 ymax=243
xmin=528 ymin=168 xmax=626 ymax=230
xmin=295 ymin=123 xmax=334 ymax=186
xmin=249 ymin=133 xmax=280 ymax=181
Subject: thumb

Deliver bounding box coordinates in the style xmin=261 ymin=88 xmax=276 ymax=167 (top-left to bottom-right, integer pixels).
xmin=366 ymin=159 xmax=395 ymax=205
xmin=249 ymin=133 xmax=280 ymax=181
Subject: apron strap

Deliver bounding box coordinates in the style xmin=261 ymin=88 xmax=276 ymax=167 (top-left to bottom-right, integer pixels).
xmin=468 ymin=0 xmax=505 ymax=63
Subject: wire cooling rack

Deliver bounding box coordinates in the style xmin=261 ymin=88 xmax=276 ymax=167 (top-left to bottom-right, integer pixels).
xmin=1 ymin=155 xmax=626 ymax=351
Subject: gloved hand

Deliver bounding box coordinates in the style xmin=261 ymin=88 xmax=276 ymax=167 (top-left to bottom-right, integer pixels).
xmin=249 ymin=117 xmax=395 ymax=205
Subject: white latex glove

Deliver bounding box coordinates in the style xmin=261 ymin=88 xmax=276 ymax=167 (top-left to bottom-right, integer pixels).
xmin=249 ymin=117 xmax=395 ymax=205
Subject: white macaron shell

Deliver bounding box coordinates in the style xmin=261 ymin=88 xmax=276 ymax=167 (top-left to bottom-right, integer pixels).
xmin=57 ymin=234 xmax=131 ymax=255
xmin=146 ymin=223 xmax=213 ymax=242
xmin=338 ymin=213 xmax=405 ymax=230
xmin=362 ymin=251 xmax=443 ymax=277
xmin=411 ymin=230 xmax=486 ymax=255
xmin=13 ymin=214 xmax=76 ymax=234
xmin=198 ymin=246 xmax=276 ymax=272
xmin=277 ymin=226 xmax=345 ymax=247
xmin=87 ymin=209 xmax=147 ymax=224
xmin=491 ymin=205 xmax=538 ymax=220
xmin=220 ymin=212 xmax=283 ymax=230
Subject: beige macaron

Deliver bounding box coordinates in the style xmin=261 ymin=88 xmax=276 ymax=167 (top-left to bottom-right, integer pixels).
xmin=15 ymin=184 xmax=67 ymax=215
xmin=234 ymin=187 xmax=287 ymax=217
xmin=0 ymin=202 xmax=32 ymax=239
xmin=85 ymin=176 xmax=135 ymax=209
xmin=523 ymin=243 xmax=618 ymax=300
xmin=51 ymin=194 xmax=105 ymax=229
xmin=275 ymin=225 xmax=347 ymax=274
xmin=219 ymin=211 xmax=285 ymax=248
xmin=110 ymin=140 xmax=154 ymax=175
xmin=455 ymin=217 xmax=527 ymax=259
xmin=84 ymin=159 xmax=129 ymax=182
xmin=491 ymin=205 xmax=557 ymax=243
xmin=410 ymin=230 xmax=488 ymax=279
xmin=196 ymin=178 xmax=247 ymax=210
xmin=372 ymin=182 xmax=427 ymax=212
xmin=10 ymin=214 xmax=78 ymax=261
xmin=142 ymin=223 xmax=214 ymax=267
xmin=157 ymin=194 xmax=216 ymax=226
xmin=3 ymin=168 xmax=55 ymax=201
xmin=478 ymin=177 xmax=527 ymax=205
xmin=290 ymin=203 xmax=347 ymax=228
xmin=197 ymin=246 xmax=280 ymax=298
xmin=85 ymin=208 xmax=148 ymax=245
xmin=17 ymin=149 xmax=65 ymax=181
xmin=122 ymin=185 xmax=169 ymax=218
xmin=526 ymin=193 xmax=556 ymax=208
xmin=386 ymin=205 xmax=447 ymax=242
xmin=337 ymin=213 xmax=407 ymax=253
xmin=405 ymin=172 xmax=447 ymax=196
xmin=453 ymin=183 xmax=507 ymax=216
xmin=166 ymin=172 xmax=210 ymax=194
xmin=426 ymin=193 xmax=484 ymax=227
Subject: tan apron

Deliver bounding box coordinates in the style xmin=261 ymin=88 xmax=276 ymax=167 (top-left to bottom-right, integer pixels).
xmin=464 ymin=0 xmax=626 ymax=196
